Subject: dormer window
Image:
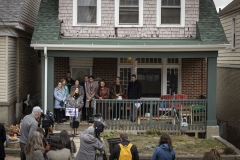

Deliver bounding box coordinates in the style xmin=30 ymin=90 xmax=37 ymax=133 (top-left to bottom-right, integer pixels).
xmin=157 ymin=0 xmax=185 ymax=27
xmin=73 ymin=0 xmax=101 ymax=26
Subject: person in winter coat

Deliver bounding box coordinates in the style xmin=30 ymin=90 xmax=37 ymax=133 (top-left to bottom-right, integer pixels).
xmin=54 ymin=81 xmax=66 ymax=124
xmin=0 ymin=123 xmax=6 ymax=160
xmin=75 ymin=126 xmax=105 ymax=160
xmin=127 ymin=74 xmax=142 ymax=122
xmin=25 ymin=131 xmax=45 ymax=160
xmin=66 ymin=87 xmax=84 ymax=135
xmin=151 ymin=134 xmax=175 ymax=160
xmin=109 ymin=132 xmax=139 ymax=160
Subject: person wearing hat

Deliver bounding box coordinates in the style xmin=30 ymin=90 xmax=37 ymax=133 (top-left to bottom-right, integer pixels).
xmin=19 ymin=106 xmax=42 ymax=160
xmin=75 ymin=126 xmax=105 ymax=160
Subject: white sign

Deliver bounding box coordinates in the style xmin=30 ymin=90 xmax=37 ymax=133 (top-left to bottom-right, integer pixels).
xmin=65 ymin=108 xmax=78 ymax=117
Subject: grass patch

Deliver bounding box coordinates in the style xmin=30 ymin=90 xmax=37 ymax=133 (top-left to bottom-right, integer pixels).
xmin=101 ymin=129 xmax=226 ymax=155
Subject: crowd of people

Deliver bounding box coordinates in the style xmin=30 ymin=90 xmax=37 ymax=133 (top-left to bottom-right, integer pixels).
xmin=54 ymin=71 xmax=143 ymax=129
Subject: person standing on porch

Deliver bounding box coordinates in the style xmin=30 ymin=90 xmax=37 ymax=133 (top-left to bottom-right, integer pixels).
xmin=111 ymin=77 xmax=124 ymax=120
xmin=54 ymin=81 xmax=66 ymax=124
xmin=86 ymin=76 xmax=98 ymax=120
xmin=95 ymin=80 xmax=110 ymax=119
xmin=66 ymin=87 xmax=84 ymax=135
xmin=66 ymin=71 xmax=75 ymax=94
xmin=128 ymin=74 xmax=142 ymax=122
xmin=71 ymin=80 xmax=84 ymax=96
xmin=80 ymin=75 xmax=89 ymax=120
xmin=61 ymin=78 xmax=70 ymax=121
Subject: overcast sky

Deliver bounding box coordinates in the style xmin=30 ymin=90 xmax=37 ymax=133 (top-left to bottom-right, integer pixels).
xmin=213 ymin=0 xmax=233 ymax=11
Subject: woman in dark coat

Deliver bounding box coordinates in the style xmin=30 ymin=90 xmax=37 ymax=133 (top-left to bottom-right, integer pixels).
xmin=0 ymin=123 xmax=6 ymax=160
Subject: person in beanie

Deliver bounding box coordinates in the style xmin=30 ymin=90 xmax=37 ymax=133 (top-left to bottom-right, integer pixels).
xmin=75 ymin=126 xmax=105 ymax=160
xmin=109 ymin=132 xmax=139 ymax=160
xmin=20 ymin=106 xmax=42 ymax=160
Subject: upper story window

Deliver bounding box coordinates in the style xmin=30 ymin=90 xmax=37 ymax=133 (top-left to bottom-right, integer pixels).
xmin=232 ymin=18 xmax=236 ymax=50
xmin=115 ymin=0 xmax=143 ymax=27
xmin=73 ymin=0 xmax=101 ymax=26
xmin=156 ymin=0 xmax=185 ymax=27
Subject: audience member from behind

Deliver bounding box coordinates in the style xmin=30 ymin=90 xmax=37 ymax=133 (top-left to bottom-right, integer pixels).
xmin=20 ymin=106 xmax=42 ymax=160
xmin=25 ymin=131 xmax=45 ymax=160
xmin=109 ymin=132 xmax=139 ymax=160
xmin=151 ymin=134 xmax=175 ymax=160
xmin=59 ymin=130 xmax=76 ymax=158
xmin=0 ymin=123 xmax=6 ymax=160
xmin=75 ymin=126 xmax=105 ymax=160
xmin=46 ymin=136 xmax=72 ymax=160
xmin=203 ymin=149 xmax=222 ymax=160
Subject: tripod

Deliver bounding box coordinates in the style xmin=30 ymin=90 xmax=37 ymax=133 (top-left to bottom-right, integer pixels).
xmin=162 ymin=104 xmax=179 ymax=122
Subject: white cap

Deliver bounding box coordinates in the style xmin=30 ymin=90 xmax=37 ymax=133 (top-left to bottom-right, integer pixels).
xmin=32 ymin=106 xmax=43 ymax=113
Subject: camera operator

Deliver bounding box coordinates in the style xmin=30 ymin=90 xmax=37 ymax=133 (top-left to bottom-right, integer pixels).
xmin=41 ymin=110 xmax=54 ymax=138
xmin=75 ymin=125 xmax=105 ymax=160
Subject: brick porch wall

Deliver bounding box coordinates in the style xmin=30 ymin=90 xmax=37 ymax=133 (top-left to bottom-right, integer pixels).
xmin=54 ymin=57 xmax=70 ymax=86
xmin=93 ymin=58 xmax=118 ymax=88
xmin=182 ymin=58 xmax=207 ymax=99
xmin=54 ymin=58 xmax=206 ymax=99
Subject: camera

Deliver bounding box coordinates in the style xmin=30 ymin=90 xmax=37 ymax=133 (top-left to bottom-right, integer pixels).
xmin=88 ymin=114 xmax=107 ymax=138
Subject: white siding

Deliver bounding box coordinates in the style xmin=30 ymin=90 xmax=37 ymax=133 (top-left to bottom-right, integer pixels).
xmin=0 ymin=37 xmax=7 ymax=102
xmin=19 ymin=0 xmax=41 ymax=28
xmin=218 ymin=11 xmax=240 ymax=64
xmin=69 ymin=58 xmax=93 ymax=67
xmin=7 ymin=37 xmax=17 ymax=102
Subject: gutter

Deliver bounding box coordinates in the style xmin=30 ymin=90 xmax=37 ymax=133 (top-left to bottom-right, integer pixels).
xmin=30 ymin=44 xmax=230 ymax=52
xmin=44 ymin=47 xmax=47 ymax=114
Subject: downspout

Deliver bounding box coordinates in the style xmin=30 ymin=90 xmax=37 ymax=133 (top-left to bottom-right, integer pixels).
xmin=44 ymin=47 xmax=48 ymax=114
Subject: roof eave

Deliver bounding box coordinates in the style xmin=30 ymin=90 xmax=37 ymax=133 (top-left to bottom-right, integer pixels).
xmin=30 ymin=44 xmax=230 ymax=52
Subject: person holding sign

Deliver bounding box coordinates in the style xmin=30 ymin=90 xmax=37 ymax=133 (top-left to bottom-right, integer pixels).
xmin=66 ymin=87 xmax=84 ymax=136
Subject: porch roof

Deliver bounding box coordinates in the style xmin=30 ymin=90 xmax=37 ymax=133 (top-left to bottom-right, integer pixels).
xmin=31 ymin=0 xmax=230 ymax=51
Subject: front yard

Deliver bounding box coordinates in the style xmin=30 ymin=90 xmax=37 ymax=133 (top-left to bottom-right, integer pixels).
xmin=101 ymin=129 xmax=227 ymax=155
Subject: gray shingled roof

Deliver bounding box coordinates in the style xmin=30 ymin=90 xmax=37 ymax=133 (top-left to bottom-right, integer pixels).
xmin=31 ymin=0 xmax=229 ymax=46
xmin=219 ymin=0 xmax=240 ymax=16
xmin=0 ymin=0 xmax=25 ymax=22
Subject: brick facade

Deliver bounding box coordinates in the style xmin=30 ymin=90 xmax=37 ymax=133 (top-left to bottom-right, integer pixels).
xmin=59 ymin=0 xmax=199 ymax=38
xmin=17 ymin=38 xmax=41 ymax=104
xmin=93 ymin=58 xmax=118 ymax=87
xmin=54 ymin=57 xmax=70 ymax=86
xmin=182 ymin=58 xmax=206 ymax=99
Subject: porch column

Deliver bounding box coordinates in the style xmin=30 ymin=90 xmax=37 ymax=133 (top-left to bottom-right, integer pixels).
xmin=41 ymin=55 xmax=54 ymax=113
xmin=47 ymin=57 xmax=55 ymax=113
xmin=207 ymin=57 xmax=217 ymax=126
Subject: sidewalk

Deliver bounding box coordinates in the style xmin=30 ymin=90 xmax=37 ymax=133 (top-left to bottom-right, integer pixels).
xmin=5 ymin=155 xmax=20 ymax=160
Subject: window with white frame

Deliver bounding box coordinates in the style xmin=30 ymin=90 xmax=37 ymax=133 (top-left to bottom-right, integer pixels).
xmin=156 ymin=0 xmax=185 ymax=27
xmin=232 ymin=18 xmax=236 ymax=50
xmin=73 ymin=0 xmax=101 ymax=26
xmin=115 ymin=0 xmax=143 ymax=27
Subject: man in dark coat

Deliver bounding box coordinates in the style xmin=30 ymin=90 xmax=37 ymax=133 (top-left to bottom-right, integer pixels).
xmin=0 ymin=123 xmax=6 ymax=160
xmin=128 ymin=74 xmax=142 ymax=122
xmin=80 ymin=75 xmax=89 ymax=120
xmin=109 ymin=132 xmax=139 ymax=160
xmin=66 ymin=71 xmax=75 ymax=94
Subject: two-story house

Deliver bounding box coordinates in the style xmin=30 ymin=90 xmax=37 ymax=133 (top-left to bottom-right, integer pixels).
xmin=0 ymin=0 xmax=41 ymax=125
xmin=31 ymin=0 xmax=229 ymax=138
xmin=217 ymin=0 xmax=240 ymax=147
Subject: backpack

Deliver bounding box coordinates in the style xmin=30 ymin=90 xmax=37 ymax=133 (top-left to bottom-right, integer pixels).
xmin=119 ymin=143 xmax=133 ymax=160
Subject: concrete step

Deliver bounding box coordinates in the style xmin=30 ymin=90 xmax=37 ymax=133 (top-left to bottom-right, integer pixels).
xmin=54 ymin=121 xmax=91 ymax=131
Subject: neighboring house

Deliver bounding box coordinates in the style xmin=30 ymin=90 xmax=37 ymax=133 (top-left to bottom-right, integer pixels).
xmin=0 ymin=0 xmax=41 ymax=125
xmin=31 ymin=0 xmax=229 ymax=137
xmin=218 ymin=0 xmax=240 ymax=147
